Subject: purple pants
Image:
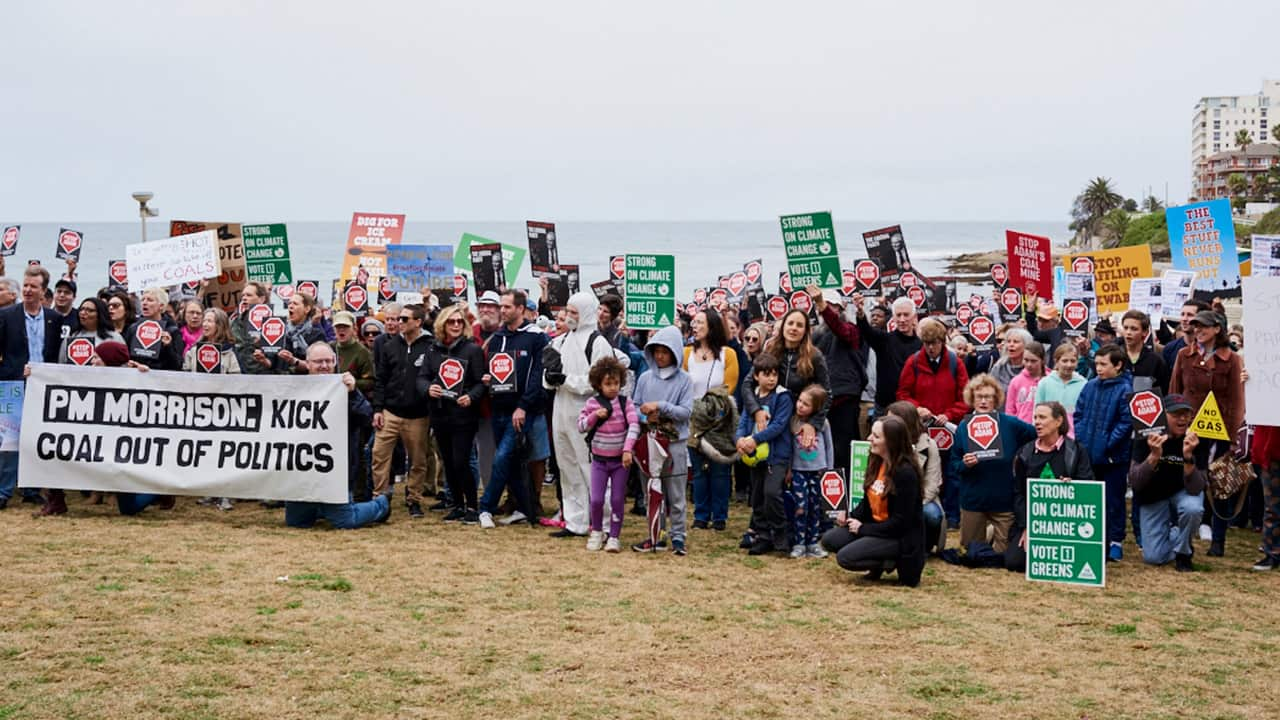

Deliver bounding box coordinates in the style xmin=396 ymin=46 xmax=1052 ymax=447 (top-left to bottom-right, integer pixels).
xmin=590 ymin=456 xmax=629 ymax=538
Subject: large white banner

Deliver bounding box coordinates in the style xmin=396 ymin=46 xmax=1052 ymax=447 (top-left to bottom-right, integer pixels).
xmin=19 ymin=365 xmax=348 ymax=503
xmin=1243 ymin=276 xmax=1280 ymax=426
xmin=126 ymin=229 xmax=220 ymax=291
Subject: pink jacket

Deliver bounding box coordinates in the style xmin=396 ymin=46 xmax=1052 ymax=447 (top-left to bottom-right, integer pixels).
xmin=1005 ymin=369 xmax=1042 ymax=424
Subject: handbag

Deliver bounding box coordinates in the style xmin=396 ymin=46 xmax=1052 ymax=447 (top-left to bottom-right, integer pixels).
xmin=1207 ymin=453 xmax=1255 ymax=525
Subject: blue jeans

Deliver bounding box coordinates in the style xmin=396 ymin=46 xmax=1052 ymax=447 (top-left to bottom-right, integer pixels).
xmin=1138 ymin=490 xmax=1203 ymax=565
xmin=0 ymin=451 xmax=16 ymax=502
xmin=939 ymin=448 xmax=960 ymax=525
xmin=479 ymin=413 xmax=538 ymax=515
xmin=923 ymin=501 xmax=944 ymax=551
xmin=690 ymin=448 xmax=731 ymax=523
xmin=1097 ymin=463 xmax=1128 ymax=545
xmin=117 ymin=493 xmax=162 ymax=516
xmin=285 ymin=494 xmax=388 ymax=529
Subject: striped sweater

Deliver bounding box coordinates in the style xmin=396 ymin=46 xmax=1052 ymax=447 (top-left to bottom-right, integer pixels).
xmin=577 ymin=395 xmax=641 ymax=458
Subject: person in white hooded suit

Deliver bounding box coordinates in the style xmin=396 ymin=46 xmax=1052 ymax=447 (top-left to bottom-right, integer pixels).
xmin=546 ymin=292 xmax=617 ymax=537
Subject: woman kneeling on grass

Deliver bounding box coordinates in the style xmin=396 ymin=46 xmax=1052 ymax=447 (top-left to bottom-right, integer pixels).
xmin=821 ymin=415 xmax=926 ymax=586
xmin=1004 ymin=401 xmax=1094 ymax=573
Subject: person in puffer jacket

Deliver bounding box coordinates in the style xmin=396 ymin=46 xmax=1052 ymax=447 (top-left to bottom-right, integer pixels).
xmin=1072 ymin=343 xmax=1134 ymax=561
xmin=545 ymin=291 xmax=615 ymax=537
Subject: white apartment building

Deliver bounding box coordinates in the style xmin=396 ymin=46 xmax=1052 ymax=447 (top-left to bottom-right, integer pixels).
xmin=1191 ymin=79 xmax=1280 ymax=200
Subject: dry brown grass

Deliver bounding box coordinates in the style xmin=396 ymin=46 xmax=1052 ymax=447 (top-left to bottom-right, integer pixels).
xmin=1 ymin=495 xmax=1276 ymax=720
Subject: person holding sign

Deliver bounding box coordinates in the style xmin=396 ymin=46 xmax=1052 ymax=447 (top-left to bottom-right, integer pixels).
xmin=1126 ymin=394 xmax=1207 ymax=571
xmin=57 ymin=298 xmax=122 ymax=364
xmin=1005 ymin=402 xmax=1095 ymax=573
xmin=1169 ymin=310 xmax=1245 ymax=557
xmin=951 ymin=375 xmax=1036 ymax=553
xmin=180 ymin=308 xmax=242 ymax=511
xmin=820 ymin=415 xmax=926 ymax=587
xmin=122 ymin=288 xmax=181 ymax=371
xmin=419 ymin=303 xmax=487 ymax=525
xmin=1073 ymin=344 xmax=1134 ymax=561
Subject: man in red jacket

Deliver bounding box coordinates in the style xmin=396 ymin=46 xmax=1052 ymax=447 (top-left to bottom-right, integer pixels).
xmin=896 ymin=317 xmax=970 ymax=529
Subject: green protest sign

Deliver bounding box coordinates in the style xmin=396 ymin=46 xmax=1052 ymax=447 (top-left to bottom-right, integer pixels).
xmin=780 ymin=211 xmax=840 ymax=289
xmin=848 ymin=440 xmax=870 ymax=507
xmin=453 ymin=233 xmax=525 ymax=288
xmin=1025 ymin=478 xmax=1105 ymax=588
xmin=624 ymin=254 xmax=675 ymax=330
xmin=242 ymin=223 xmax=292 ymax=285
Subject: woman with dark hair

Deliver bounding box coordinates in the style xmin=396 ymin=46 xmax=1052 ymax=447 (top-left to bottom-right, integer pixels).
xmin=820 ymin=414 xmax=926 ymax=586
xmin=1170 ymin=310 xmax=1246 ymax=557
xmin=1005 ymin=401 xmax=1094 ymax=572
xmin=682 ymin=308 xmax=740 ymax=530
xmin=103 ymin=289 xmax=136 ymax=336
xmin=276 ymin=292 xmax=327 ymax=374
xmin=885 ymin=400 xmax=945 ymax=553
xmin=745 ymin=308 xmax=831 ymax=449
xmin=58 ymin=297 xmax=123 ymax=364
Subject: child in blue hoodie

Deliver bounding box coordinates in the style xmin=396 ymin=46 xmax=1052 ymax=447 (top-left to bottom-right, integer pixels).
xmin=630 ymin=326 xmax=695 ymax=555
xmin=736 ymin=353 xmax=794 ymax=556
xmin=1072 ymin=343 xmax=1134 ymax=561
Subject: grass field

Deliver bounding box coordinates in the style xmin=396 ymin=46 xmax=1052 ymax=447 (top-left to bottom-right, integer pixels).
xmin=1 ymin=495 xmax=1276 ymax=720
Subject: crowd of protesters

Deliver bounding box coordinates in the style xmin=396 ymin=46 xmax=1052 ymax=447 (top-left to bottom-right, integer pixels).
xmin=1 ymin=253 xmax=1276 ymax=585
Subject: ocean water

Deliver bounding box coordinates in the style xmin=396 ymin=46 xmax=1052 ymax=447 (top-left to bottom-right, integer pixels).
xmin=5 ymin=219 xmax=1069 ymax=303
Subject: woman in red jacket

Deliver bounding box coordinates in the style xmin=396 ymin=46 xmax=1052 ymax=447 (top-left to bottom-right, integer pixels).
xmin=1253 ymin=425 xmax=1280 ymax=571
xmin=896 ymin=317 xmax=970 ymax=528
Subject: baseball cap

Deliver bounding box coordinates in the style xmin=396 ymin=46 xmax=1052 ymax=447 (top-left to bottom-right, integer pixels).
xmin=477 ymin=290 xmax=501 ymax=306
xmin=1189 ymin=310 xmax=1224 ymax=329
xmin=332 ymin=311 xmax=356 ymax=327
xmin=1163 ymin=393 xmax=1193 ymax=413
xmin=55 ymin=278 xmax=77 ymax=294
xmin=822 ymin=290 xmax=845 ymax=307
xmin=526 ymin=298 xmax=537 ymax=311
xmin=1036 ymin=302 xmax=1059 ymax=321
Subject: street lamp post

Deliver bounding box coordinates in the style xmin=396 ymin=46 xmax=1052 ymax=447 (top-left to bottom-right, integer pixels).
xmin=131 ymin=191 xmax=157 ymax=242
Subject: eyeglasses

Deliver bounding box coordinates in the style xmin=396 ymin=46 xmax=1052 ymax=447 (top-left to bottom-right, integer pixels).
xmin=445 ymin=318 xmax=465 ymax=325
xmin=310 ymin=359 xmax=337 ymax=367
xmin=362 ymin=331 xmax=381 ymax=338
xmin=108 ymin=302 xmax=124 ymax=309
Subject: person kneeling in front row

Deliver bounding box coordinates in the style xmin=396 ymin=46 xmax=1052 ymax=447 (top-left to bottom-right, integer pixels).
xmin=1126 ymin=394 xmax=1206 ymax=572
xmin=821 ymin=415 xmax=926 ymax=587
xmin=283 ymin=342 xmax=389 ymax=529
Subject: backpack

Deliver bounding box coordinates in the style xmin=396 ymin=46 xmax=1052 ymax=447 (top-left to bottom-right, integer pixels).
xmin=585 ymin=394 xmax=630 ymax=461
xmin=910 ymin=349 xmax=959 ymax=384
xmin=543 ymin=330 xmax=603 ymax=387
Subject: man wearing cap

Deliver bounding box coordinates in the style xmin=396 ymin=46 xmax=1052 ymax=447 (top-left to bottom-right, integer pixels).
xmin=331 ymin=311 xmax=374 ymax=394
xmin=1127 ymin=394 xmax=1207 ymax=571
xmin=52 ymin=278 xmax=77 ymax=322
xmin=371 ymin=303 xmax=434 ymax=518
xmin=1028 ymin=300 xmax=1066 ymax=358
xmin=473 ymin=291 xmax=502 ymax=345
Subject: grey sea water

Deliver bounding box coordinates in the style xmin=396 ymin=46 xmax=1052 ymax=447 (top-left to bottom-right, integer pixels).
xmin=5 ymin=220 xmax=1069 ymax=303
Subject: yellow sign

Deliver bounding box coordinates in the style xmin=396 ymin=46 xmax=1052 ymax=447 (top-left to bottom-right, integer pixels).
xmin=1061 ymin=245 xmax=1154 ymax=314
xmin=1191 ymin=391 xmax=1230 ymax=442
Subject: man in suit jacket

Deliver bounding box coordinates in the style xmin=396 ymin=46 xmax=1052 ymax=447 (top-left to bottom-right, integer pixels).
xmin=0 ymin=265 xmax=64 ymax=512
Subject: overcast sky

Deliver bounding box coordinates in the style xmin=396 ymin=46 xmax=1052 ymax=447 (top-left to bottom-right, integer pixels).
xmin=4 ymin=1 xmax=1278 ymax=222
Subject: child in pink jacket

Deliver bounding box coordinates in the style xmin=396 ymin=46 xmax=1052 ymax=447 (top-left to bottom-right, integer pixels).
xmin=1005 ymin=341 xmax=1047 ymax=423
xmin=577 ymin=356 xmax=641 ymax=552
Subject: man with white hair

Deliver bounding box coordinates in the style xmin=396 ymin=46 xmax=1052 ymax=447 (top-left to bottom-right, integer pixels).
xmin=851 ymin=293 xmax=921 ymax=416
xmin=544 ymin=291 xmax=614 ymax=537
xmin=283 ymin=342 xmax=390 ymax=529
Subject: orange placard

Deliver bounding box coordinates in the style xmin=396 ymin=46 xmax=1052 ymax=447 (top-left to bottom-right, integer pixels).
xmin=341 ymin=212 xmax=405 ymax=283
xmin=1061 ymin=245 xmax=1153 ymax=314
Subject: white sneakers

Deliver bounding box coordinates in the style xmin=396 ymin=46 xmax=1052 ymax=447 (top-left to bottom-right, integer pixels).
xmin=1198 ymin=524 xmax=1213 ymax=541
xmin=586 ymin=531 xmax=605 ymax=551
xmin=605 ymin=537 xmax=621 ymax=553
xmin=479 ymin=512 xmax=496 ymax=529
xmin=500 ymin=510 xmax=528 ymax=526
xmin=789 ymin=544 xmax=807 ymax=559
xmin=806 ymin=543 xmax=828 ymax=558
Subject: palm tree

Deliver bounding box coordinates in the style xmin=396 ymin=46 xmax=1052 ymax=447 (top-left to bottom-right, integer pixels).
xmin=1227 ymin=173 xmax=1249 ymax=198
xmin=1235 ymin=129 xmax=1252 ymax=153
xmin=1101 ymin=209 xmax=1130 ymax=248
xmin=1079 ymin=177 xmax=1123 ymax=248
xmin=1141 ymin=195 xmax=1164 ymax=213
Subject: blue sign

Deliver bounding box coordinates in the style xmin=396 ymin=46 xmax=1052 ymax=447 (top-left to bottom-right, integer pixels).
xmin=1165 ymin=199 xmax=1241 ymax=298
xmin=385 ymin=245 xmax=454 ymax=294
xmin=0 ymin=382 xmax=23 ymax=452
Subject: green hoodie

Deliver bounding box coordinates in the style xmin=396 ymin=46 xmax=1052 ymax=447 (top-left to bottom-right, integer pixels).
xmin=334 ymin=337 xmax=374 ymax=394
